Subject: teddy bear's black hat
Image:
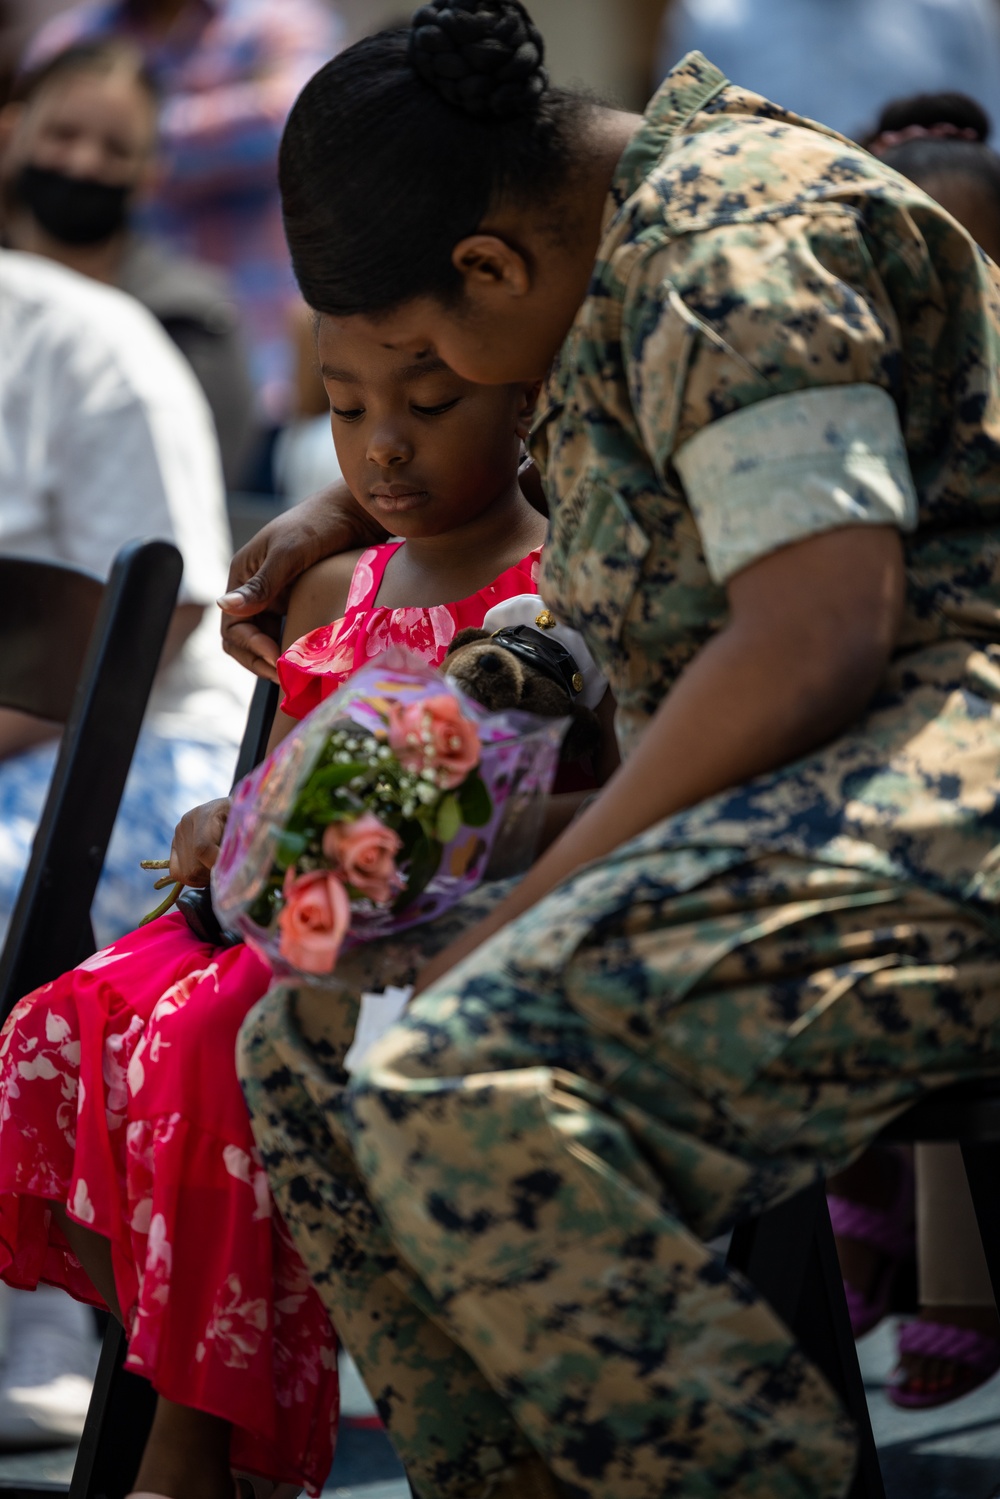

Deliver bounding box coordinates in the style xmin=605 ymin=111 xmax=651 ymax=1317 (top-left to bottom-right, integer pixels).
xmin=489 ymin=625 xmax=585 ymax=699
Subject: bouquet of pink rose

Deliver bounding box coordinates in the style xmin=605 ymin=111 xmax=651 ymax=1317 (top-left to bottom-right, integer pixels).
xmin=211 ymin=649 xmax=567 ymax=979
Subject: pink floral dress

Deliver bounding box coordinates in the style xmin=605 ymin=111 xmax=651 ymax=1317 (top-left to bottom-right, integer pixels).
xmin=278 ymin=541 xmax=542 ymax=717
xmin=0 ymin=541 xmax=541 ymax=1494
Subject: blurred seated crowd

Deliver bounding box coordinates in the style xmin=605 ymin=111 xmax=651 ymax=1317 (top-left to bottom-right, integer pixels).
xmin=0 ymin=0 xmax=999 ymax=1477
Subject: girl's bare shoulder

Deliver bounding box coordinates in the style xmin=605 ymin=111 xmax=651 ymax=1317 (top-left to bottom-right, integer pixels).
xmin=286 ymin=548 xmax=368 ymax=639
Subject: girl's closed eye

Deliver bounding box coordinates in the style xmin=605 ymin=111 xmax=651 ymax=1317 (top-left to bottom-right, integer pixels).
xmin=412 ymin=397 xmax=460 ymax=416
xmin=331 ymin=404 xmax=364 ymax=420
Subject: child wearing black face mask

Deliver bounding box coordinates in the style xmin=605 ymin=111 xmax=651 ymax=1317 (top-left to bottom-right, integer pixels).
xmin=0 ymin=40 xmax=256 ymax=486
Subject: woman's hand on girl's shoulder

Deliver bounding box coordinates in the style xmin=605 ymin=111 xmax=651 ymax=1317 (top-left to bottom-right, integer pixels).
xmin=170 ymin=798 xmax=232 ymax=887
xmin=220 ymin=485 xmax=388 ymax=679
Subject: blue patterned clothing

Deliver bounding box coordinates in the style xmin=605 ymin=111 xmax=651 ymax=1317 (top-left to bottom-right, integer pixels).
xmin=0 ymin=728 xmax=236 ymax=950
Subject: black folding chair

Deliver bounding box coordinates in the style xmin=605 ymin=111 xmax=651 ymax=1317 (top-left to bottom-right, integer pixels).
xmin=0 ymin=541 xmax=181 ymax=1499
xmin=59 ymin=675 xmax=279 ymax=1499
xmin=727 ymin=1082 xmax=1000 ymax=1499
xmin=0 ymin=542 xmax=181 ymax=1011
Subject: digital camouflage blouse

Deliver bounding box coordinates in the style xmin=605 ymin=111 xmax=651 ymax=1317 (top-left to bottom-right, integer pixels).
xmin=534 ymin=51 xmax=1000 ymax=914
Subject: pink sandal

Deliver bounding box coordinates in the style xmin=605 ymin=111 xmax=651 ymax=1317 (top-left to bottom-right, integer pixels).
xmin=828 ymin=1152 xmax=915 ymax=1337
xmin=889 ymin=1318 xmax=1000 ymax=1408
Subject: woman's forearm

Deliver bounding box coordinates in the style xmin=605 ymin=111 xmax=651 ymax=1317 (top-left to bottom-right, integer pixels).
xmin=479 ymin=611 xmax=877 ymax=923
xmin=413 ymin=525 xmax=904 ymax=990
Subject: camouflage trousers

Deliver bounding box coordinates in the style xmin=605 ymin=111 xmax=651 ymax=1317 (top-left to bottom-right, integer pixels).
xmin=237 ymin=837 xmax=1000 ymax=1499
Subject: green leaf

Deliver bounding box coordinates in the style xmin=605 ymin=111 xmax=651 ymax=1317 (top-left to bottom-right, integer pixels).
xmin=457 ymin=773 xmax=492 ymax=828
xmin=436 ymin=793 xmax=462 ymax=844
xmin=275 ymin=831 xmax=308 ymax=869
xmin=395 ymin=834 xmax=442 ymax=911
xmin=311 ymin=761 xmax=370 ymax=792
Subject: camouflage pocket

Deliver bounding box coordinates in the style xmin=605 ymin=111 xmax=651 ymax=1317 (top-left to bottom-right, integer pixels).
xmin=542 ymin=468 xmax=649 ymax=693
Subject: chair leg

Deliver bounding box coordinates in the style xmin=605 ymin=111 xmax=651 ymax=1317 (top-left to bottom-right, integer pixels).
xmin=959 ymin=1141 xmax=1000 ymax=1315
xmin=69 ymin=1321 xmax=156 ymax=1499
xmin=727 ymin=1181 xmax=884 ymax=1499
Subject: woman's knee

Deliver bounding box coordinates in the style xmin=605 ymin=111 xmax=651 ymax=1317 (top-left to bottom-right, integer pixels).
xmin=235 ymin=989 xmax=290 ymax=1090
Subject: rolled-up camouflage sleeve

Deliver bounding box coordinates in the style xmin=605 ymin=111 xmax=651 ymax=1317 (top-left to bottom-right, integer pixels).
xmin=621 ymin=214 xmax=919 ymax=583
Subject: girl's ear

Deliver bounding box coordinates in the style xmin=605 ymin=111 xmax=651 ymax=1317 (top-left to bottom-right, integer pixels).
xmin=515 ymin=380 xmax=543 ymax=439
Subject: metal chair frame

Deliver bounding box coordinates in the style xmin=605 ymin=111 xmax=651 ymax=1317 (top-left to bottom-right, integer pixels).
xmin=0 ymin=541 xmax=181 ymax=1499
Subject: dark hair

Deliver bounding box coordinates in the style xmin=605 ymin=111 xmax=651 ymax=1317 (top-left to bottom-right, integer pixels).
xmin=865 ymin=91 xmax=1000 ymax=200
xmin=279 ymin=1 xmax=591 ymax=317
xmin=14 ymin=39 xmax=159 ymax=111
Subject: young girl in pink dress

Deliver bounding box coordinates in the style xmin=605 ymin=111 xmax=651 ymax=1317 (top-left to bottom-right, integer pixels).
xmin=0 ymin=315 xmax=546 ymax=1499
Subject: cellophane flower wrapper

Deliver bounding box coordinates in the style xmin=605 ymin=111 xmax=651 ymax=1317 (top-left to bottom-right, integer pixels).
xmin=212 ymin=648 xmax=567 ymax=981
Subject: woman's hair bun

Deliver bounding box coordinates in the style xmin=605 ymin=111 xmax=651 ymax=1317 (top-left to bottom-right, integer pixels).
xmin=409 ymin=0 xmax=548 ymax=119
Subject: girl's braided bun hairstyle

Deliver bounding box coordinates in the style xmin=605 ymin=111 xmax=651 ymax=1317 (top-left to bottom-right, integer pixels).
xmin=279 ymin=1 xmax=590 ymax=317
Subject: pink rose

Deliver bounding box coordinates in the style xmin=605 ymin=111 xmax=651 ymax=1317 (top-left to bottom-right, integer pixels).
xmin=323 ymin=812 xmax=403 ymax=905
xmin=388 ymin=695 xmax=481 ymax=790
xmin=277 ymin=869 xmax=350 ymax=975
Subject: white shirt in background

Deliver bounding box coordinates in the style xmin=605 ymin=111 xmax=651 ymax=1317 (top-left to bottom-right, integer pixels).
xmin=0 ymin=250 xmax=251 ymax=748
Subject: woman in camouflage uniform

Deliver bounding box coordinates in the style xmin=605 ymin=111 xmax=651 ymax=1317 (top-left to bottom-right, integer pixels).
xmin=230 ymin=4 xmax=1000 ymax=1496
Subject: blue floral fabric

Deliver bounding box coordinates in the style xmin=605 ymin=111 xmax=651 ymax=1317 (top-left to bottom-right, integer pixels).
xmin=0 ymin=729 xmax=236 ymax=951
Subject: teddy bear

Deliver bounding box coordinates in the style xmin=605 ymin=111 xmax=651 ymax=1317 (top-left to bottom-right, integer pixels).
xmin=442 ymin=595 xmax=606 ymax=764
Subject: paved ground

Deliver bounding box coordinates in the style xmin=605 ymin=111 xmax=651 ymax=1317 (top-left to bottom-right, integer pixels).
xmin=0 ymin=1324 xmax=997 ymax=1497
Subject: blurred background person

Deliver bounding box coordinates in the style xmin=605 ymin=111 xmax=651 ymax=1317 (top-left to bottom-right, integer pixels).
xmin=0 ymin=38 xmax=256 ymax=486
xmin=0 ymin=245 xmax=251 ymax=1450
xmin=656 ymin=0 xmax=1000 ymax=142
xmin=0 ymin=245 xmax=251 ymax=959
xmin=866 ymin=89 xmax=1000 ymax=262
xmin=25 ymin=0 xmax=344 ymax=438
xmin=0 ymin=0 xmax=63 ymax=104
xmin=830 ymin=89 xmax=1000 ymax=1415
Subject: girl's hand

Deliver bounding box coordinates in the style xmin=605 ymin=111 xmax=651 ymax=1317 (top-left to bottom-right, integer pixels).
xmin=169 ymin=798 xmax=232 ymax=887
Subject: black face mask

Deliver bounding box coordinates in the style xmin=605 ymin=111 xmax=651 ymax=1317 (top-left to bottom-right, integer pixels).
xmin=15 ymin=163 xmax=131 ymax=246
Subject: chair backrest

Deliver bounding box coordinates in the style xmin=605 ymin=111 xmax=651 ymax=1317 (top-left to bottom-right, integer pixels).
xmin=232 ymin=675 xmax=280 ymax=788
xmin=0 ymin=540 xmax=182 ymax=1017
